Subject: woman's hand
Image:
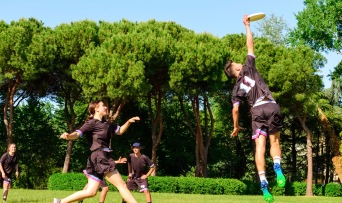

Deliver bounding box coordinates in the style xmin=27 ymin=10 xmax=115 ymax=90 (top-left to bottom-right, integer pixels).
xmin=116 ymin=157 xmax=127 ymax=164
xmin=128 ymin=116 xmax=140 ymax=123
xmin=60 ymin=132 xmax=70 ymax=140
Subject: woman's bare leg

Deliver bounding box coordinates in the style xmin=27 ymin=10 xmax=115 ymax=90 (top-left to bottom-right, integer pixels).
xmin=105 ymin=170 xmax=137 ymax=203
xmin=60 ymin=178 xmax=100 ymax=203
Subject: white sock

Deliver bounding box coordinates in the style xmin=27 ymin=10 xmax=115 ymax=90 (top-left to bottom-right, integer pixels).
xmin=273 ymin=156 xmax=281 ymax=164
xmin=259 ymin=171 xmax=267 ymax=182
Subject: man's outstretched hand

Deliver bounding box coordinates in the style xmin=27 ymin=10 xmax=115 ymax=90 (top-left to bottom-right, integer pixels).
xmin=231 ymin=126 xmax=244 ymax=137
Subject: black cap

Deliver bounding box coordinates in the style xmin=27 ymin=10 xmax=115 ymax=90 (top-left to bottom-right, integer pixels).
xmin=132 ymin=142 xmax=141 ymax=147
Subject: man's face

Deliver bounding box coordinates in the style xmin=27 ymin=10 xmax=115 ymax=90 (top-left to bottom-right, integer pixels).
xmin=132 ymin=146 xmax=141 ymax=154
xmin=230 ymin=62 xmax=242 ymax=77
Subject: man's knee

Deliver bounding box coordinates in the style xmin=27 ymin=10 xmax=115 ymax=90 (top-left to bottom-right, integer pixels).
xmin=269 ymin=137 xmax=280 ymax=147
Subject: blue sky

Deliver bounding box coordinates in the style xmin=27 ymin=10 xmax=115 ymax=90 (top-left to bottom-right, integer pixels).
xmin=0 ymin=0 xmax=340 ymax=87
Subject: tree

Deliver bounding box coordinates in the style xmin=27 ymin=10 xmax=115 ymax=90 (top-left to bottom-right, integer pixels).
xmin=290 ymin=0 xmax=342 ymax=185
xmin=328 ymin=61 xmax=342 ymax=106
xmin=170 ymin=32 xmax=227 ymax=177
xmin=268 ymin=45 xmax=325 ymax=196
xmin=74 ymin=20 xmax=189 ymax=176
xmin=134 ymin=20 xmax=191 ymax=175
xmin=256 ymin=13 xmax=290 ymax=45
xmin=53 ymin=20 xmax=99 ymax=173
xmin=321 ymin=61 xmax=342 ymax=183
xmin=289 ymin=0 xmax=342 ymax=54
xmin=0 ymin=18 xmax=46 ymax=144
xmin=14 ymin=98 xmax=62 ymax=188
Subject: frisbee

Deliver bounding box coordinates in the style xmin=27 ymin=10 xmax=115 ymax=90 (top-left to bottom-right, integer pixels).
xmin=248 ymin=12 xmax=266 ymax=22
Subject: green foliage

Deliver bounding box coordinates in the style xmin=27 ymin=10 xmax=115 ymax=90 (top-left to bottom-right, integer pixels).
xmin=314 ymin=184 xmax=324 ymax=196
xmin=218 ymin=178 xmax=247 ymax=195
xmin=324 ymin=183 xmax=342 ymax=197
xmin=48 ymin=173 xmax=246 ymax=195
xmin=4 ymin=189 xmax=342 ymax=203
xmin=269 ymin=181 xmax=286 ymax=196
xmin=255 ymin=13 xmax=290 ymax=45
xmin=0 ymin=18 xmax=46 ymax=80
xmin=241 ymin=180 xmax=260 ymax=195
xmin=289 ymin=0 xmax=342 ymax=53
xmin=49 ymin=174 xmax=342 ymax=197
xmin=284 ymin=181 xmax=326 ymax=196
xmin=285 ymin=181 xmax=306 ymax=196
xmin=48 ymin=173 xmax=87 ymax=190
xmin=13 ymin=99 xmax=64 ymax=189
xmin=148 ymin=176 xmax=178 ymax=193
xmin=170 ymin=32 xmax=227 ymax=94
xmin=268 ymin=45 xmax=324 ymax=117
xmin=0 ymin=16 xmax=339 ymax=191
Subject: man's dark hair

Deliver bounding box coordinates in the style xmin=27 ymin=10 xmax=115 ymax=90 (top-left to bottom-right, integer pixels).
xmin=224 ymin=60 xmax=235 ymax=78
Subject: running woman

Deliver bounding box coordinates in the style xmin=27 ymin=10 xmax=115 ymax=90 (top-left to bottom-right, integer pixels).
xmin=54 ymin=100 xmax=139 ymax=203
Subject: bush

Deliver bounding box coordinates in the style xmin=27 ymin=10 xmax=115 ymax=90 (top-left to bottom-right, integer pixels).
xmin=218 ymin=178 xmax=246 ymax=195
xmin=269 ymin=181 xmax=285 ymax=196
xmin=48 ymin=173 xmax=246 ymax=195
xmin=286 ymin=181 xmax=307 ymax=196
xmin=324 ymin=183 xmax=342 ymax=197
xmin=48 ymin=173 xmax=87 ymax=191
xmin=314 ymin=183 xmax=323 ymax=196
xmin=148 ymin=176 xmax=178 ymax=193
xmin=241 ymin=180 xmax=259 ymax=195
xmin=50 ymin=173 xmax=342 ymax=197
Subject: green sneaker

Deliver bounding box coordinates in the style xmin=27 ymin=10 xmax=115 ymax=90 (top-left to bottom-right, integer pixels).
xmin=274 ymin=163 xmax=286 ymax=188
xmin=261 ymin=180 xmax=274 ymax=203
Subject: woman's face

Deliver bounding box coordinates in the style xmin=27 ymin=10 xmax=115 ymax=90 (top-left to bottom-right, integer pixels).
xmin=95 ymin=101 xmax=108 ymax=116
xmin=8 ymin=144 xmax=16 ymax=153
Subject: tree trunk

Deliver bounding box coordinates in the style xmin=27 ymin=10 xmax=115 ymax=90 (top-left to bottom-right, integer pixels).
xmin=298 ymin=116 xmax=313 ymax=196
xmin=3 ymin=78 xmax=20 ymax=145
xmin=317 ymin=108 xmax=342 ymax=183
xmin=203 ymin=95 xmax=214 ymax=177
xmin=290 ymin=121 xmax=297 ymax=182
xmin=332 ymin=156 xmax=342 ymax=183
xmin=324 ymin=134 xmax=330 ymax=184
xmin=179 ymin=94 xmax=213 ymax=177
xmin=192 ymin=95 xmax=206 ymax=177
xmin=109 ymin=99 xmax=126 ymax=122
xmin=62 ymin=97 xmax=76 ymax=173
xmin=147 ymin=91 xmax=163 ymax=176
xmin=314 ymin=132 xmax=319 ymax=184
xmin=62 ymin=141 xmax=74 ymax=173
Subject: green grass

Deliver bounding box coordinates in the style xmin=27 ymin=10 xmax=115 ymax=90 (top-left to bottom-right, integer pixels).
xmin=2 ymin=189 xmax=340 ymax=203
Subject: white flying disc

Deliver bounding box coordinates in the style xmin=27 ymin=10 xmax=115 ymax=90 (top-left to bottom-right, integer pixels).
xmin=248 ymin=12 xmax=266 ymax=22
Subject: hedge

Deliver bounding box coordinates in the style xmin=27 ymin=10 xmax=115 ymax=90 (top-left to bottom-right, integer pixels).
xmin=48 ymin=173 xmax=246 ymax=195
xmin=48 ymin=173 xmax=342 ymax=196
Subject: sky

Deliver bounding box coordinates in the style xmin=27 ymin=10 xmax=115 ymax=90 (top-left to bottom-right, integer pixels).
xmin=0 ymin=0 xmax=340 ymax=88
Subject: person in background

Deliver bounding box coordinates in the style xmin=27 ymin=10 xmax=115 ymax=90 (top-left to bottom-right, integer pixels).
xmin=123 ymin=142 xmax=155 ymax=203
xmin=0 ymin=143 xmax=19 ymax=203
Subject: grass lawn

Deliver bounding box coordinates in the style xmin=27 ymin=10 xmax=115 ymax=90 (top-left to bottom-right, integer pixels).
xmin=3 ymin=189 xmax=340 ymax=203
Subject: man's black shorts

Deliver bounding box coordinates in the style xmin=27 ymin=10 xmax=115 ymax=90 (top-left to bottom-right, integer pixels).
xmin=250 ymin=102 xmax=282 ymax=139
xmin=126 ymin=178 xmax=149 ymax=192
